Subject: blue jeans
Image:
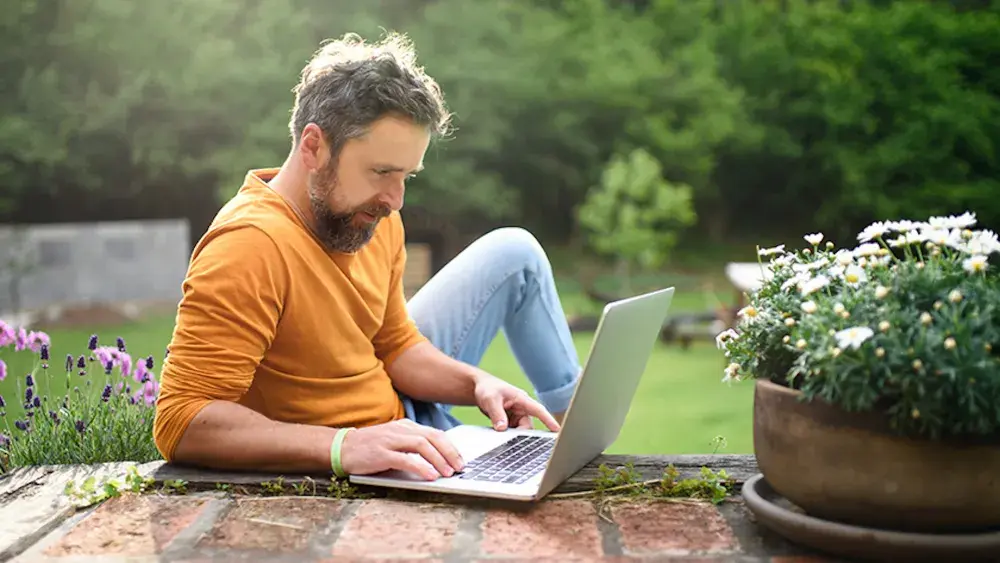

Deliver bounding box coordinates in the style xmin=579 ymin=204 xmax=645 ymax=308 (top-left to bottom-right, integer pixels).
xmin=399 ymin=227 xmax=582 ymax=430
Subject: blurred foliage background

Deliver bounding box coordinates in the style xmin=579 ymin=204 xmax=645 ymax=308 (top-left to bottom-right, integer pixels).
xmin=2 ymin=0 xmax=998 ymax=258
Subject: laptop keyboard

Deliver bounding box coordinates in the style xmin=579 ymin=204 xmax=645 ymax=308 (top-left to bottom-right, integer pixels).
xmin=456 ymin=434 xmax=555 ymax=484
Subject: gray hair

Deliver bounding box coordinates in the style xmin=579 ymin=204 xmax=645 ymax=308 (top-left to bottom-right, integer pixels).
xmin=289 ymin=32 xmax=453 ymax=157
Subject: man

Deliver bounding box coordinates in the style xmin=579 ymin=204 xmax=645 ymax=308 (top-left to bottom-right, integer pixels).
xmin=152 ymin=32 xmax=582 ymax=481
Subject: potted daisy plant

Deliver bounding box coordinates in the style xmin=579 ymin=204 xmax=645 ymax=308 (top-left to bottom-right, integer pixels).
xmin=717 ymin=212 xmax=1000 ymax=533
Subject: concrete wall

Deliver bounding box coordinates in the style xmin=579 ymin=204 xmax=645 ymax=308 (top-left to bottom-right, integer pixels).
xmin=0 ymin=219 xmax=191 ymax=313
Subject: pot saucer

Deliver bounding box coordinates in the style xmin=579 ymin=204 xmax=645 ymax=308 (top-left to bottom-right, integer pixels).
xmin=742 ymin=473 xmax=1000 ymax=562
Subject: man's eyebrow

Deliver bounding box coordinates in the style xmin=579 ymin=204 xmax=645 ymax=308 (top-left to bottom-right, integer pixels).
xmin=373 ymin=163 xmax=424 ymax=174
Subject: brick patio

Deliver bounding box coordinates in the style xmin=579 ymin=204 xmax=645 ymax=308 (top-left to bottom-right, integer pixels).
xmin=0 ymin=456 xmax=843 ymax=562
xmin=16 ymin=493 xmax=833 ymax=562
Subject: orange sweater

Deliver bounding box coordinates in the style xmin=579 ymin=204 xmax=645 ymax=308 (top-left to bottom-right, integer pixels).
xmin=153 ymin=169 xmax=425 ymax=461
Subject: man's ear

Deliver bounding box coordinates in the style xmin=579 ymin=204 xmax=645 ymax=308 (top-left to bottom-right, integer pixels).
xmin=297 ymin=123 xmax=328 ymax=171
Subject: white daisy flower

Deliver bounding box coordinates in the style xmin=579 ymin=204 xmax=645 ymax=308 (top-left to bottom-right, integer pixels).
xmin=963 ymin=255 xmax=989 ymax=273
xmin=905 ymin=230 xmax=928 ymax=245
xmin=793 ymin=257 xmax=829 ymax=272
xmin=888 ymin=235 xmax=909 ymax=248
xmin=928 ymin=211 xmax=977 ymax=230
xmin=804 ymin=233 xmax=824 ymax=246
xmin=758 ymin=244 xmax=786 ymax=257
xmin=834 ymin=326 xmax=874 ymax=350
xmin=843 ymin=264 xmax=867 ymax=285
xmin=965 ymin=230 xmax=1000 ymax=255
xmin=801 ymin=300 xmax=818 ymax=314
xmin=715 ymin=329 xmax=739 ymax=349
xmin=800 ymin=275 xmax=830 ymax=296
xmin=857 ymin=221 xmax=890 ymax=243
xmin=834 ymin=250 xmax=855 ymax=266
xmin=853 ymin=243 xmax=881 ymax=258
xmin=722 ymin=362 xmax=740 ymax=383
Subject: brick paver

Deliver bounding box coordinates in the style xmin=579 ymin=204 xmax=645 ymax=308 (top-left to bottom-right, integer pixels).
xmin=199 ymin=496 xmax=345 ymax=552
xmin=42 ymin=494 xmax=210 ymax=557
xmin=331 ymin=499 xmax=463 ymax=559
xmin=611 ymin=500 xmax=740 ymax=557
xmin=480 ymin=499 xmax=604 ymax=559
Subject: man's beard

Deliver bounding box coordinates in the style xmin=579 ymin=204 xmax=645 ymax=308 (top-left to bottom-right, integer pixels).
xmin=307 ymin=164 xmax=390 ymax=253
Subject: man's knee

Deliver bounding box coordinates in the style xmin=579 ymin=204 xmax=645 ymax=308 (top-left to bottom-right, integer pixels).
xmin=479 ymin=227 xmax=550 ymax=275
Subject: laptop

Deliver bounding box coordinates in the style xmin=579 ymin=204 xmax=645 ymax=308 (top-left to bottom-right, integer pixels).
xmin=349 ymin=286 xmax=675 ymax=501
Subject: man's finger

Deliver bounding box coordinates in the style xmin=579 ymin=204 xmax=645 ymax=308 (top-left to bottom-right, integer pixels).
xmin=389 ymin=451 xmax=439 ymax=481
xmin=513 ymin=412 xmax=533 ymax=429
xmin=417 ymin=427 xmax=465 ymax=472
xmin=400 ymin=435 xmax=455 ymax=477
xmin=480 ymin=393 xmax=509 ymax=431
xmin=520 ymin=397 xmax=561 ymax=432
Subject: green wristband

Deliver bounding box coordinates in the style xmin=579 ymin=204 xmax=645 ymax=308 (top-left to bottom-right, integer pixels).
xmin=330 ymin=427 xmax=353 ymax=478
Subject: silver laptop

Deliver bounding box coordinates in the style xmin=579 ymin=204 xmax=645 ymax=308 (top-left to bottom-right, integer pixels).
xmin=349 ymin=286 xmax=675 ymax=501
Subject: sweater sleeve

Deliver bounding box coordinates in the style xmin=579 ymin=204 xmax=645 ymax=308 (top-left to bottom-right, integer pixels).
xmin=372 ymin=219 xmax=427 ymax=367
xmin=153 ymin=225 xmax=287 ymax=461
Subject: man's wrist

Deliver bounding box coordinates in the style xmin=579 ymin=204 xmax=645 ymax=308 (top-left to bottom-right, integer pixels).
xmin=330 ymin=427 xmax=354 ymax=477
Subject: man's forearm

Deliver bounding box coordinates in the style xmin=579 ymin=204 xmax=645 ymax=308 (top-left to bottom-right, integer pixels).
xmin=171 ymin=400 xmax=338 ymax=473
xmin=386 ymin=341 xmax=481 ymax=405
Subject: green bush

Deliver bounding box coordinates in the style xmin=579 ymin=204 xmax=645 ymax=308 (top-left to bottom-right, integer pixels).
xmin=718 ymin=212 xmax=1000 ymax=440
xmin=0 ymin=329 xmax=162 ymax=473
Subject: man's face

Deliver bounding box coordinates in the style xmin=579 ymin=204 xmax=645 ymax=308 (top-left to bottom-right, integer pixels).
xmin=305 ymin=115 xmax=429 ymax=253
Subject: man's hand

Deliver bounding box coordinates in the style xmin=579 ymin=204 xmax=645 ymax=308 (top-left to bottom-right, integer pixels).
xmin=474 ymin=373 xmax=562 ymax=433
xmin=339 ymin=419 xmax=465 ymax=481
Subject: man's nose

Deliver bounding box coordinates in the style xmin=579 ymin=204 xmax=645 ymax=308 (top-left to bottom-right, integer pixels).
xmin=380 ymin=181 xmax=405 ymax=212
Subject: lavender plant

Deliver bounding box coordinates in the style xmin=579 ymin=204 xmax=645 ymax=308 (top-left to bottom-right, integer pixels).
xmin=717 ymin=212 xmax=1000 ymax=441
xmin=0 ymin=325 xmax=162 ymax=473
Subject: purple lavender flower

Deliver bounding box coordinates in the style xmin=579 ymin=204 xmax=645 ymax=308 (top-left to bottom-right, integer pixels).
xmin=145 ymin=356 xmax=154 ymax=369
xmin=27 ymin=331 xmax=50 ymax=354
xmin=25 ymin=374 xmax=33 ymax=387
xmin=14 ymin=328 xmax=27 ymax=351
xmin=104 ymin=360 xmax=113 ymax=375
xmin=0 ymin=394 xmax=5 ymax=408
xmin=24 ymin=387 xmax=32 ymax=403
xmin=39 ymin=343 xmax=49 ymax=361
xmin=101 ymin=384 xmax=112 ymax=402
xmin=49 ymin=410 xmax=59 ymax=424
xmin=133 ymin=362 xmax=148 ymax=383
xmin=116 ymin=337 xmax=126 ymax=352
xmin=142 ymin=379 xmax=159 ymax=406
xmin=119 ymin=352 xmax=132 ymax=379
xmin=77 ymin=355 xmax=86 ymax=369
xmin=74 ymin=419 xmax=86 ymax=434
xmin=0 ymin=433 xmax=9 ymax=448
xmin=0 ymin=359 xmax=6 ymax=382
xmin=0 ymin=322 xmax=14 ymax=348
xmin=65 ymin=354 xmax=73 ymax=372
xmin=14 ymin=420 xmax=27 ymax=431
xmin=88 ymin=334 xmax=98 ymax=350
xmin=32 ymin=396 xmax=40 ymax=409
xmin=94 ymin=346 xmax=113 ymax=368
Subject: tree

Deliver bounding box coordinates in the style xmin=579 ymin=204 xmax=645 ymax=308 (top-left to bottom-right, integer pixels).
xmin=577 ymin=148 xmax=697 ymax=294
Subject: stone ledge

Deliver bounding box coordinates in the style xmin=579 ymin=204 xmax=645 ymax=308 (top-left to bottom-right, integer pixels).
xmin=14 ymin=493 xmax=836 ymax=562
xmin=0 ymin=455 xmax=842 ymax=562
xmin=144 ymin=453 xmax=761 ymax=496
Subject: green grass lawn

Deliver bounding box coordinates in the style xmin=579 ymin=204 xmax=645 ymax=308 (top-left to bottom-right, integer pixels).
xmin=454 ymin=333 xmax=753 ymax=454
xmin=0 ymin=288 xmax=753 ymax=456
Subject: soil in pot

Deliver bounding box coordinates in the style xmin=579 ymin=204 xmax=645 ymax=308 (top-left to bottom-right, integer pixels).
xmin=753 ymin=378 xmax=1000 ymax=534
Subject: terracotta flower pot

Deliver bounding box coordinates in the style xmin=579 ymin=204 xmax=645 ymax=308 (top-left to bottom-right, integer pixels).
xmin=753 ymin=378 xmax=1000 ymax=533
